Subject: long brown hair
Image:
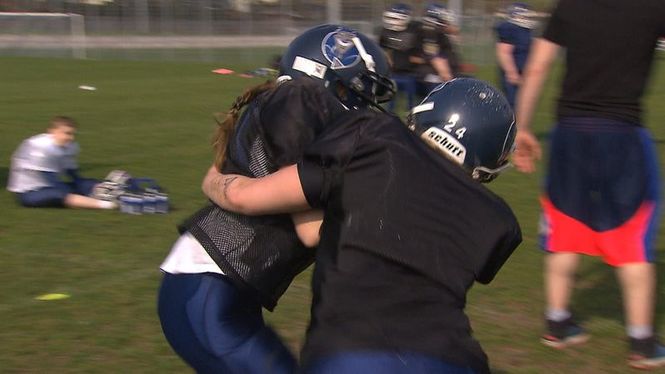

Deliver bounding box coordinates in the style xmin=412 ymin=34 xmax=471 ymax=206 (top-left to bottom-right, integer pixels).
xmin=212 ymin=80 xmax=276 ymax=170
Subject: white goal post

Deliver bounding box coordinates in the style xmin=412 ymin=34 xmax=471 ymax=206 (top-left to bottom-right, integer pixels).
xmin=0 ymin=12 xmax=86 ymax=59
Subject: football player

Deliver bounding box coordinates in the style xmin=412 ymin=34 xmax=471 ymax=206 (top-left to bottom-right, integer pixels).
xmin=7 ymin=116 xmax=116 ymax=210
xmin=379 ymin=3 xmax=420 ymax=111
xmin=495 ymin=2 xmax=536 ymax=108
xmin=414 ymin=3 xmax=464 ymax=97
xmin=157 ymin=24 xmax=394 ymax=373
xmin=202 ymin=78 xmax=522 ymax=374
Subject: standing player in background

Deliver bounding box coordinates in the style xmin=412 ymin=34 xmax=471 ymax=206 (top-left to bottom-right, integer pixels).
xmin=379 ymin=3 xmax=420 ymax=111
xmin=513 ymin=0 xmax=665 ymax=369
xmin=415 ymin=3 xmax=463 ymax=97
xmin=202 ymin=78 xmax=521 ymax=374
xmin=494 ymin=3 xmax=535 ymax=109
xmin=439 ymin=4 xmax=461 ymax=44
xmin=7 ymin=116 xmax=116 ymax=210
xmin=157 ymin=24 xmax=395 ymax=374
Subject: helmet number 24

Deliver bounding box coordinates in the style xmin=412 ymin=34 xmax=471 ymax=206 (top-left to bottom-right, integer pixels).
xmin=443 ymin=114 xmax=466 ymax=139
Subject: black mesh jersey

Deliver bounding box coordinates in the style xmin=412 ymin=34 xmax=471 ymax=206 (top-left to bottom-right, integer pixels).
xmin=543 ymin=0 xmax=665 ymax=124
xmin=179 ymin=78 xmax=347 ymax=311
xmin=297 ymin=110 xmax=522 ymax=373
xmin=379 ymin=21 xmax=420 ymax=74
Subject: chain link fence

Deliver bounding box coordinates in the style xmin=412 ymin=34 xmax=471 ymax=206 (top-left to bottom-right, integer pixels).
xmin=0 ymin=0 xmax=540 ymax=65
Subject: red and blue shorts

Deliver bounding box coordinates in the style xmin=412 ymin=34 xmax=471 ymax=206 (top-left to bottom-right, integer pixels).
xmin=539 ymin=117 xmax=660 ymax=266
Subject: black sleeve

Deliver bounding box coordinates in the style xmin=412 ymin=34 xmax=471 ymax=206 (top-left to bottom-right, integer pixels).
xmin=475 ymin=199 xmax=523 ymax=284
xmin=542 ymin=0 xmax=567 ymax=46
xmin=476 ymin=209 xmax=522 ymax=284
xmin=297 ymin=111 xmax=371 ymax=208
xmin=259 ymin=78 xmax=346 ymax=167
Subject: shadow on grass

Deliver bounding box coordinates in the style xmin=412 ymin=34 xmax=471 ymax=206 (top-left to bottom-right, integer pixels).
xmin=571 ymin=260 xmax=665 ymax=328
xmin=0 ymin=167 xmax=7 ymax=187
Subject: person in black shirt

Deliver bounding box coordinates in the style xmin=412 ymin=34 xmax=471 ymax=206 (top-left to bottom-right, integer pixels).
xmin=203 ymin=78 xmax=522 ymax=374
xmin=157 ymin=24 xmax=395 ymax=373
xmin=414 ymin=3 xmax=463 ymax=98
xmin=514 ymin=0 xmax=665 ymax=369
xmin=379 ymin=3 xmax=420 ymax=111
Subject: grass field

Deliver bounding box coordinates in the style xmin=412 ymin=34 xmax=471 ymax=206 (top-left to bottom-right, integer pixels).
xmin=1 ymin=52 xmax=664 ymax=373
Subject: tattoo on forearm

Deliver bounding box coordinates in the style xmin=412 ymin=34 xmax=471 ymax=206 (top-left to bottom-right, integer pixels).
xmin=222 ymin=176 xmax=238 ymax=202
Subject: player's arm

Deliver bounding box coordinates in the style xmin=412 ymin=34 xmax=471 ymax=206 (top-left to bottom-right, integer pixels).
xmin=496 ymin=42 xmax=520 ymax=84
xmin=202 ymin=164 xmax=309 ymax=215
xmin=430 ymin=56 xmax=453 ymax=81
xmin=203 ymin=165 xmax=322 ymax=246
xmin=409 ymin=55 xmax=426 ymax=64
xmin=291 ymin=209 xmax=323 ymax=248
xmin=516 ymin=38 xmax=558 ymax=130
xmin=513 ymin=38 xmax=559 ymax=173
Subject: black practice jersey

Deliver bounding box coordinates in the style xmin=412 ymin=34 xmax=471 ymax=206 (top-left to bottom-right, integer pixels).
xmin=416 ymin=23 xmax=461 ymax=78
xmin=379 ymin=21 xmax=420 ymax=74
xmin=297 ymin=110 xmax=522 ymax=373
xmin=179 ymin=78 xmax=347 ymax=310
xmin=543 ymin=0 xmax=665 ymax=124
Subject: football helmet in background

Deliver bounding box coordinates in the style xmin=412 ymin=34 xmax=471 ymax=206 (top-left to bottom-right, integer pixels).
xmin=278 ymin=24 xmax=395 ymax=110
xmin=407 ymin=78 xmax=516 ymax=183
xmin=104 ymin=169 xmax=132 ymax=186
xmin=91 ymin=181 xmax=125 ymax=202
xmin=507 ymin=2 xmax=537 ymax=29
xmin=91 ymin=170 xmax=132 ymax=202
xmin=382 ymin=3 xmax=413 ymax=32
xmin=423 ymin=3 xmax=455 ymax=28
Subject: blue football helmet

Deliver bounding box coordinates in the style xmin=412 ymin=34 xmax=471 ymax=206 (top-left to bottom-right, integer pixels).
xmin=279 ymin=24 xmax=395 ymax=110
xmin=507 ymin=2 xmax=536 ymax=29
xmin=407 ymin=78 xmax=516 ymax=183
xmin=382 ymin=3 xmax=412 ymax=32
xmin=423 ymin=3 xmax=455 ymax=28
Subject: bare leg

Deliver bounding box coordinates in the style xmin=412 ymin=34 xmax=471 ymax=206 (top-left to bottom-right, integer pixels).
xmin=541 ymin=252 xmax=590 ymax=348
xmin=616 ymin=263 xmax=656 ymax=328
xmin=64 ymin=194 xmax=116 ymax=209
xmin=545 ymin=252 xmax=580 ymax=311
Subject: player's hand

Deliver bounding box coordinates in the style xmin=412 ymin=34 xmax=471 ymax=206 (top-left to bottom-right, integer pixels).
xmin=506 ymin=71 xmax=521 ymax=85
xmin=201 ymin=165 xmax=220 ymax=199
xmin=512 ymin=129 xmax=541 ymax=173
xmin=202 ymin=164 xmax=248 ymax=209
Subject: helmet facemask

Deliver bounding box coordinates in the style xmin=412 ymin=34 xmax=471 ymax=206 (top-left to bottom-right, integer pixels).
xmin=328 ymin=34 xmax=396 ymax=109
xmin=383 ymin=11 xmax=411 ymax=31
xmin=382 ymin=4 xmax=412 ymax=32
xmin=279 ymin=25 xmax=395 ymax=111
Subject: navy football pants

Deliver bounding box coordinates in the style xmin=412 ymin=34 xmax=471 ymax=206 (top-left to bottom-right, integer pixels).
xmin=303 ymin=351 xmax=476 ymax=374
xmin=157 ymin=272 xmax=297 ymax=374
xmin=18 ymin=178 xmax=98 ymax=207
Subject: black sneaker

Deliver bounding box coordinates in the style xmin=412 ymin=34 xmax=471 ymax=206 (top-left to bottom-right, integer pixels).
xmin=628 ymin=336 xmax=665 ymax=370
xmin=541 ymin=317 xmax=590 ymax=349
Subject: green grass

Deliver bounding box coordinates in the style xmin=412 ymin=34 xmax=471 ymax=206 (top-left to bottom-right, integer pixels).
xmin=1 ymin=53 xmax=664 ymax=373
